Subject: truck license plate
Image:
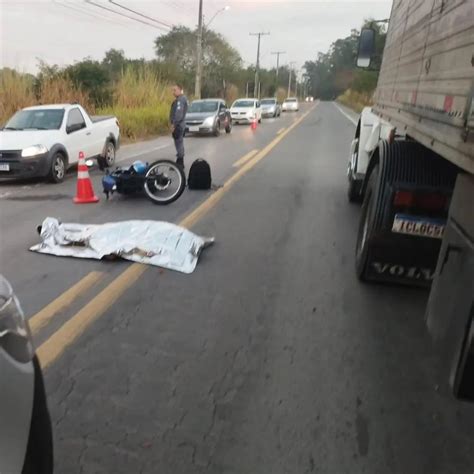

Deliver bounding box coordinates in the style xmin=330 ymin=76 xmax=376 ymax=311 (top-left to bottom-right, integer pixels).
xmin=392 ymin=214 xmax=445 ymax=239
xmin=0 ymin=163 xmax=10 ymax=171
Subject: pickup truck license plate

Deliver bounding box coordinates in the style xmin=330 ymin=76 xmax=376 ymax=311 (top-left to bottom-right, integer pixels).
xmin=189 ymin=126 xmax=199 ymax=132
xmin=0 ymin=163 xmax=10 ymax=171
xmin=392 ymin=214 xmax=445 ymax=239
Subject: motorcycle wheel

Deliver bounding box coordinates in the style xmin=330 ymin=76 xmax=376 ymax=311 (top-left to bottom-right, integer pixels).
xmin=143 ymin=160 xmax=186 ymax=205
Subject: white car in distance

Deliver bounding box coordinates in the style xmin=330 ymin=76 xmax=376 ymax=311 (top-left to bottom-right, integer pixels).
xmin=230 ymin=99 xmax=262 ymax=124
xmin=282 ymin=97 xmax=299 ymax=112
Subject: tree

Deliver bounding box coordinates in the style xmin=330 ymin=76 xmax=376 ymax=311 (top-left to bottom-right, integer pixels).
xmin=154 ymin=26 xmax=242 ymax=97
xmin=303 ymin=19 xmax=387 ymax=100
xmin=65 ymin=59 xmax=111 ymax=106
xmin=102 ymin=49 xmax=128 ymax=80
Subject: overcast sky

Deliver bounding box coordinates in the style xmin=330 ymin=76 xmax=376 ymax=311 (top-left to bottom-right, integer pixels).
xmin=0 ymin=0 xmax=392 ymax=75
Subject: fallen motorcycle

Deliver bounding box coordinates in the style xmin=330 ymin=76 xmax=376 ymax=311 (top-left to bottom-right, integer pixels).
xmin=102 ymin=160 xmax=185 ymax=205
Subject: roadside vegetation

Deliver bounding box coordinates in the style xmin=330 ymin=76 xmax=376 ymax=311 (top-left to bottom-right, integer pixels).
xmin=1 ymin=20 xmax=386 ymax=139
xmin=303 ymin=21 xmax=386 ymax=112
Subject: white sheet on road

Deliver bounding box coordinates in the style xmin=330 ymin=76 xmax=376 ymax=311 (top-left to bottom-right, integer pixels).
xmin=30 ymin=217 xmax=214 ymax=274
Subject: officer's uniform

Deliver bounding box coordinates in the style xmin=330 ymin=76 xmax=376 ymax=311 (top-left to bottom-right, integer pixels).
xmin=169 ymin=94 xmax=188 ymax=166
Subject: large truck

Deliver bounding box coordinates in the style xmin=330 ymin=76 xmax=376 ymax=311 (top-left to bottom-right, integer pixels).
xmin=348 ymin=0 xmax=473 ymax=400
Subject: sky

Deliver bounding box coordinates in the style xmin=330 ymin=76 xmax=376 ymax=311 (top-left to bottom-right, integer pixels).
xmin=0 ymin=0 xmax=392 ymax=75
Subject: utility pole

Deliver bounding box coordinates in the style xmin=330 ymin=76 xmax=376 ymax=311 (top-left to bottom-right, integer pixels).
xmin=250 ymin=31 xmax=270 ymax=99
xmin=287 ymin=62 xmax=295 ymax=97
xmin=271 ymin=51 xmax=286 ymax=80
xmin=195 ymin=0 xmax=203 ymax=99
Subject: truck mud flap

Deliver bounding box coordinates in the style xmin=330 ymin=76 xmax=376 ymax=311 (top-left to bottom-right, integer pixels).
xmin=356 ymin=140 xmax=458 ymax=287
xmin=364 ymin=236 xmax=440 ymax=287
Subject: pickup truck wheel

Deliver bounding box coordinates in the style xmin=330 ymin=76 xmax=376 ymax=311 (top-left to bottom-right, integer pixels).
xmin=48 ymin=152 xmax=66 ymax=183
xmin=355 ymin=165 xmax=379 ymax=280
xmin=98 ymin=141 xmax=116 ymax=169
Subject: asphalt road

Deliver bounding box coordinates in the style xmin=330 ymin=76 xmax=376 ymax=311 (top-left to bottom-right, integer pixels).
xmin=2 ymin=102 xmax=474 ymax=473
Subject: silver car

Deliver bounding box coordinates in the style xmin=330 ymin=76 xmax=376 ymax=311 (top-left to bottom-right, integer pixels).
xmin=0 ymin=275 xmax=53 ymax=474
xmin=261 ymin=98 xmax=281 ymax=118
xmin=185 ymin=99 xmax=232 ymax=136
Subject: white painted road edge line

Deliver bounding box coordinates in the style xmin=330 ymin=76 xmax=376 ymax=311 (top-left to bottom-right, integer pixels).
xmin=333 ymin=102 xmax=358 ymax=126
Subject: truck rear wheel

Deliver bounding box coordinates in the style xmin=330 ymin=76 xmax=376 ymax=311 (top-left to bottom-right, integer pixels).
xmin=355 ymin=165 xmax=379 ymax=280
xmin=354 ymin=140 xmax=458 ymax=286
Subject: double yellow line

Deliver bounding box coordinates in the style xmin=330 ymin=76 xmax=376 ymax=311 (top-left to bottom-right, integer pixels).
xmin=34 ymin=104 xmax=317 ymax=370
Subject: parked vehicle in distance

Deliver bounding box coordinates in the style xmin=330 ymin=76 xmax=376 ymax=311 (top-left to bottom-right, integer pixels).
xmin=0 ymin=104 xmax=120 ymax=183
xmin=230 ymin=99 xmax=262 ymax=124
xmin=0 ymin=275 xmax=53 ymax=474
xmin=305 ymin=96 xmax=314 ymax=102
xmin=261 ymin=98 xmax=281 ymax=118
xmin=185 ymin=99 xmax=232 ymax=137
xmin=282 ymin=97 xmax=299 ymax=112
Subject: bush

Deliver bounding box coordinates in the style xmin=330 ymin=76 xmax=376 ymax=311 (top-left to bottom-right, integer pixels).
xmin=337 ymin=89 xmax=373 ymax=113
xmin=276 ymin=87 xmax=287 ymax=103
xmin=99 ymin=67 xmax=172 ymax=141
xmin=99 ymin=105 xmax=170 ymax=141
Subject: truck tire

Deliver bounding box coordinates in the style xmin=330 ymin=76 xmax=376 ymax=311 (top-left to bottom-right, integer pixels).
xmin=355 ymin=165 xmax=380 ymax=280
xmin=47 ymin=152 xmax=66 ymax=183
xmin=355 ymin=140 xmax=458 ymax=286
xmin=98 ymin=140 xmax=116 ymax=170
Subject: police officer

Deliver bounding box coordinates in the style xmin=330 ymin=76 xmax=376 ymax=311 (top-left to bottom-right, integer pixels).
xmin=169 ymin=83 xmax=188 ymax=169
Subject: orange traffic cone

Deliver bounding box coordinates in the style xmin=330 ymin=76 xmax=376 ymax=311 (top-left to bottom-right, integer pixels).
xmin=73 ymin=152 xmax=99 ymax=204
xmin=251 ymin=119 xmax=257 ymax=130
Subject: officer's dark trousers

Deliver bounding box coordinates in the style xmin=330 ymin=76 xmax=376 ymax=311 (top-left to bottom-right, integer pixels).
xmin=173 ymin=126 xmax=185 ymax=163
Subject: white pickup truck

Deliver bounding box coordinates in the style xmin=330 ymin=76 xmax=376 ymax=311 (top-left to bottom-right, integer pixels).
xmin=0 ymin=104 xmax=120 ymax=182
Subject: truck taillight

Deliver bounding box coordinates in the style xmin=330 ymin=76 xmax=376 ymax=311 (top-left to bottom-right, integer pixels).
xmin=416 ymin=192 xmax=449 ymax=211
xmin=393 ymin=190 xmax=414 ymax=207
xmin=393 ymin=190 xmax=449 ymax=212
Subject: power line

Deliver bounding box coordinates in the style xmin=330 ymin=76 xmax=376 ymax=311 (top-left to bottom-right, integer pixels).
xmin=84 ymin=0 xmax=168 ymax=31
xmin=52 ymin=0 xmax=128 ymax=26
xmin=108 ymin=0 xmax=172 ymax=29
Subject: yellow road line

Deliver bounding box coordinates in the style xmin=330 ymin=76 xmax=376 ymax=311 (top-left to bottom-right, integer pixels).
xmin=180 ymin=105 xmax=315 ymax=229
xmin=277 ymin=127 xmax=285 ymax=135
xmin=29 ymin=271 xmax=103 ymax=335
xmin=37 ymin=265 xmax=145 ymax=369
xmin=232 ymin=149 xmax=259 ymax=168
xmin=37 ymin=103 xmax=317 ymax=370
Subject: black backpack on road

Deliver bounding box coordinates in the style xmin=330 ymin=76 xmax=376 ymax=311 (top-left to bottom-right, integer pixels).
xmin=188 ymin=159 xmax=212 ymax=190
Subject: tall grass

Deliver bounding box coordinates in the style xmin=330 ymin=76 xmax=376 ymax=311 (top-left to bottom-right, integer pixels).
xmin=98 ymin=67 xmax=171 ymax=140
xmin=0 ymin=69 xmax=93 ymax=125
xmin=0 ymin=69 xmax=36 ymax=124
xmin=337 ymin=89 xmax=373 ymax=113
xmin=38 ymin=76 xmax=94 ymax=111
